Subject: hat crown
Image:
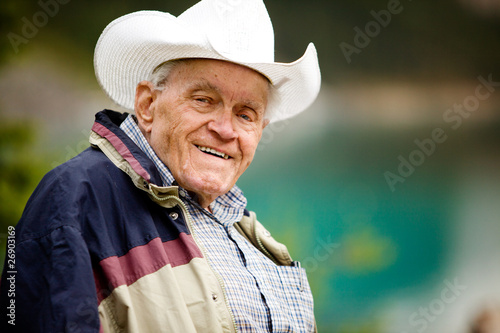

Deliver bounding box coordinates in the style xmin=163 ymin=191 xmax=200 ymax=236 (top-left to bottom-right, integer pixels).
xmin=94 ymin=0 xmax=320 ymax=123
xmin=178 ymin=0 xmax=275 ymax=63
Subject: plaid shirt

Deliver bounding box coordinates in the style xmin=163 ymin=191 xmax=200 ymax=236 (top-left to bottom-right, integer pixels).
xmin=120 ymin=114 xmax=314 ymax=332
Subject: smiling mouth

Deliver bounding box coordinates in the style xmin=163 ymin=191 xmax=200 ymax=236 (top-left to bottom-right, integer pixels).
xmin=196 ymin=145 xmax=231 ymax=160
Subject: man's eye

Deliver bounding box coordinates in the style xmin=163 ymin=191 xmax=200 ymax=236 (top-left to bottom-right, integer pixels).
xmin=239 ymin=114 xmax=252 ymax=121
xmin=196 ymin=98 xmax=209 ymax=103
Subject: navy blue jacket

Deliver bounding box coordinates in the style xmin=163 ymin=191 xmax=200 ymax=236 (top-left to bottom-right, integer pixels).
xmin=0 ymin=110 xmax=194 ymax=332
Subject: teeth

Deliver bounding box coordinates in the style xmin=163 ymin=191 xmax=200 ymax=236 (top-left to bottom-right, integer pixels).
xmin=196 ymin=145 xmax=229 ymax=159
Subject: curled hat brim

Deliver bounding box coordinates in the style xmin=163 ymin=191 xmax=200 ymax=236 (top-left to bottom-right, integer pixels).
xmin=94 ymin=8 xmax=321 ymax=123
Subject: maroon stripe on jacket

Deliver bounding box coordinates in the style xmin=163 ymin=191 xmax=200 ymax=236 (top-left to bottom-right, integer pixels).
xmin=91 ymin=122 xmax=151 ymax=182
xmin=93 ymin=233 xmax=203 ymax=303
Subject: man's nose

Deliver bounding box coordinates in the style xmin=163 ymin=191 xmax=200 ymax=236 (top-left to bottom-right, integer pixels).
xmin=207 ymin=109 xmax=238 ymax=140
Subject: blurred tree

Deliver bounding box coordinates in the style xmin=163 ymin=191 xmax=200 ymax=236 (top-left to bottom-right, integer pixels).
xmin=0 ymin=115 xmax=51 ymax=269
xmin=2 ymin=0 xmax=499 ymax=82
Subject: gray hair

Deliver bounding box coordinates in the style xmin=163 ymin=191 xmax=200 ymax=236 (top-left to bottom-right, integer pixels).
xmin=149 ymin=59 xmax=279 ymax=121
xmin=149 ymin=59 xmax=186 ymax=90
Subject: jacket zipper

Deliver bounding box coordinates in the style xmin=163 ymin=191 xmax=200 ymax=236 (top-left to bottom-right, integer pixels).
xmin=150 ymin=193 xmax=238 ymax=333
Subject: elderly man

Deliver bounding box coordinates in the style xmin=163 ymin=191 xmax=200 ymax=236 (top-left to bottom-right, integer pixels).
xmin=0 ymin=0 xmax=320 ymax=332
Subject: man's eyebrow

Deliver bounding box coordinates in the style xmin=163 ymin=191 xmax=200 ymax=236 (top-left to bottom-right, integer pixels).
xmin=242 ymin=99 xmax=266 ymax=112
xmin=188 ymin=79 xmax=220 ymax=94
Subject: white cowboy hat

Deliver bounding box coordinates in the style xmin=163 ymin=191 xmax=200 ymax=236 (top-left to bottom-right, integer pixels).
xmin=94 ymin=0 xmax=321 ymax=123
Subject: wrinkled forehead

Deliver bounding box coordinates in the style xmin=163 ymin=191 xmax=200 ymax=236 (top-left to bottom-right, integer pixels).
xmin=166 ymin=58 xmax=271 ymax=84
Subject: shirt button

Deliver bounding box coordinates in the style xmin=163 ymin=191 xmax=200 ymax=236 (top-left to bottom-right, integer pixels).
xmin=212 ymin=294 xmax=218 ymax=302
xmin=263 ymin=230 xmax=271 ymax=237
xmin=169 ymin=212 xmax=179 ymax=220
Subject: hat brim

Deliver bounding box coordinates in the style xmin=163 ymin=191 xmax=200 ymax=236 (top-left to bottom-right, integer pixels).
xmin=94 ymin=11 xmax=321 ymax=123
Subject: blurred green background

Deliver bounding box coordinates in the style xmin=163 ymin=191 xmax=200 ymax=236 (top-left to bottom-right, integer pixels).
xmin=1 ymin=0 xmax=500 ymax=332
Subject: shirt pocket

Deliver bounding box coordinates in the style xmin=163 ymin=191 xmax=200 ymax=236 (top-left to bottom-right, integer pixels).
xmin=275 ymin=262 xmax=316 ymax=332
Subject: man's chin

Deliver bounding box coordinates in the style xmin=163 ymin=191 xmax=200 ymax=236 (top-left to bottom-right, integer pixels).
xmin=180 ymin=174 xmax=235 ymax=201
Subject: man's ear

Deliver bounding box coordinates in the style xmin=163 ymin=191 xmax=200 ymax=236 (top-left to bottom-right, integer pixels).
xmin=134 ymin=81 xmax=157 ymax=134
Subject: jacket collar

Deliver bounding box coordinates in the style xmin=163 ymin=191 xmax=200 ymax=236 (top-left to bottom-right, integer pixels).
xmin=89 ymin=110 xmax=182 ymax=206
xmin=91 ymin=109 xmax=164 ymax=187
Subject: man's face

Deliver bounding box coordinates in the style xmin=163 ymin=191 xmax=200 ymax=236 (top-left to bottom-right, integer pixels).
xmin=137 ymin=59 xmax=269 ymax=207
